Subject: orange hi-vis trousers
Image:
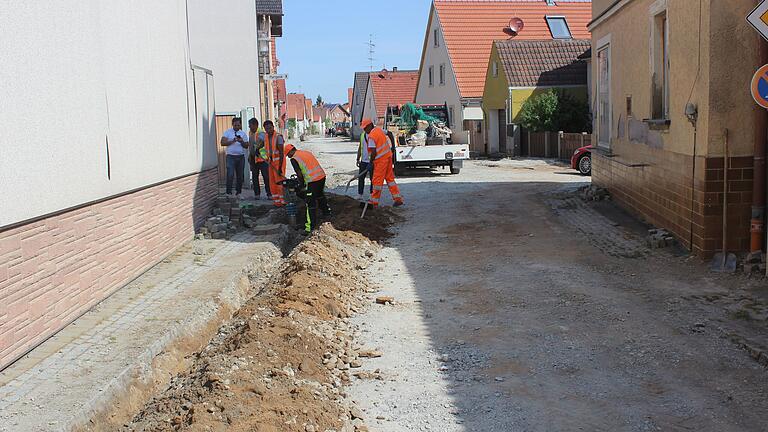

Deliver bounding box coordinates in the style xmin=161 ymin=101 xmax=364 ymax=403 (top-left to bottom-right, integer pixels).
xmin=268 ymin=162 xmax=287 ymax=207
xmin=368 ymin=156 xmax=403 ymax=207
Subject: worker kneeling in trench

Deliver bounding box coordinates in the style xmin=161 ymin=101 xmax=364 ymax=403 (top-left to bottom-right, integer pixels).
xmin=283 ymin=144 xmax=331 ymax=234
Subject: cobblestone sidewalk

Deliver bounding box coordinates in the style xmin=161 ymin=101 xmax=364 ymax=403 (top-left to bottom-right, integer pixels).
xmin=0 ymin=232 xmax=283 ymax=432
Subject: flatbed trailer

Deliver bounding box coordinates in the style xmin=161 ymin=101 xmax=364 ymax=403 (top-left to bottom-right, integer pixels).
xmin=386 ymin=103 xmax=469 ymax=175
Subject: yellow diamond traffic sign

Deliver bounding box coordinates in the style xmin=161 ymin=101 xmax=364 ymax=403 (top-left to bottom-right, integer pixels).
xmin=748 ymin=0 xmax=768 ymax=41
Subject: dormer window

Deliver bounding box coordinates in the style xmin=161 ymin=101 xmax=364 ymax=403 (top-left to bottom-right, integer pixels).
xmin=546 ymin=16 xmax=572 ymax=39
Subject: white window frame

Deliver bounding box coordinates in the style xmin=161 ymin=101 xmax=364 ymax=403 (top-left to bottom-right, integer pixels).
xmin=492 ymin=61 xmax=498 ymax=78
xmin=596 ymin=34 xmax=612 ymax=149
xmin=649 ymin=0 xmax=669 ymax=120
xmin=428 ymin=65 xmax=434 ymax=87
xmin=439 ymin=63 xmax=446 ymax=86
xmin=434 ymin=28 xmax=440 ymax=47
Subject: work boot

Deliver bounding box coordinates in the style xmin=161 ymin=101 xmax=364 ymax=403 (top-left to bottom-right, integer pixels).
xmin=393 ymin=201 xmax=404 ymax=207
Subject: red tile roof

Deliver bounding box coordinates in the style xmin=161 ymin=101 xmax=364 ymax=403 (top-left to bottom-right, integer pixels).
xmin=287 ymin=93 xmax=306 ymax=120
xmin=369 ymin=69 xmax=419 ymax=118
xmin=312 ymin=106 xmax=324 ymax=122
xmin=348 ymin=88 xmax=354 ymax=110
xmin=433 ymin=0 xmax=592 ymax=98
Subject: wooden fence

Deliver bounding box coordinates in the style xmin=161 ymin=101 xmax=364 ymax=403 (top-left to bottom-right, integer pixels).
xmin=524 ymin=131 xmax=591 ymax=160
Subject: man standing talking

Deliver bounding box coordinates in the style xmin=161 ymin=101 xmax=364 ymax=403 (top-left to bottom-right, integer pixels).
xmin=247 ymin=118 xmax=271 ymax=200
xmin=361 ymin=118 xmax=403 ymax=208
xmin=263 ymin=120 xmax=286 ymax=207
xmin=220 ymin=117 xmax=249 ymax=197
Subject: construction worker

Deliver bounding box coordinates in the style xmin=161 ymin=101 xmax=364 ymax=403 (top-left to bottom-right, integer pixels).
xmin=247 ymin=118 xmax=271 ymax=200
xmin=262 ymin=120 xmax=287 ymax=207
xmin=356 ymin=129 xmax=373 ymax=202
xmin=361 ymin=119 xmax=403 ymax=208
xmin=284 ymin=144 xmax=331 ymax=233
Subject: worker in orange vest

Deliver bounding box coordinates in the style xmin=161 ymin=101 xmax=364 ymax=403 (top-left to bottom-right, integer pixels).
xmin=261 ymin=120 xmax=287 ymax=207
xmin=361 ymin=119 xmax=403 ymax=208
xmin=284 ymin=144 xmax=331 ymax=233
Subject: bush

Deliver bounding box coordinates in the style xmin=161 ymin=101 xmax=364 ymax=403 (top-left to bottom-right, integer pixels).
xmin=519 ymin=89 xmax=591 ymax=133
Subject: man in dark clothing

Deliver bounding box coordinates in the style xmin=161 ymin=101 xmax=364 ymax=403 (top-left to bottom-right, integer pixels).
xmin=284 ymin=144 xmax=331 ymax=233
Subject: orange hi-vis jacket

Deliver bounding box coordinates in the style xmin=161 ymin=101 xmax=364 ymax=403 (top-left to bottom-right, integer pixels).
xmin=367 ymin=127 xmax=392 ymax=161
xmin=292 ymin=150 xmax=326 ymax=185
xmin=265 ymin=133 xmax=284 ymax=166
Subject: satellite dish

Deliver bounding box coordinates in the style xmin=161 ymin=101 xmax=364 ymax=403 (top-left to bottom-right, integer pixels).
xmin=503 ymin=17 xmax=525 ymax=37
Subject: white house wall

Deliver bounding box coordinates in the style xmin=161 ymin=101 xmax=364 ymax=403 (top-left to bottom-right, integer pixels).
xmin=363 ymin=79 xmax=379 ymax=125
xmin=187 ymin=0 xmax=262 ymax=116
xmin=414 ymin=6 xmax=465 ymax=143
xmin=0 ymin=0 xmax=205 ymax=228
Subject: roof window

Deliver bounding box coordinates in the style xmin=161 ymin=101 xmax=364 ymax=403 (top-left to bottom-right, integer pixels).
xmin=546 ymin=16 xmax=572 ymax=39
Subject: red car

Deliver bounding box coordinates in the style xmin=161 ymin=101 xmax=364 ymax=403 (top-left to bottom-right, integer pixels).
xmin=571 ymin=145 xmax=593 ymax=176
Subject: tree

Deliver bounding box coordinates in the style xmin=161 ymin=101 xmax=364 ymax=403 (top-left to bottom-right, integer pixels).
xmin=518 ymin=89 xmax=591 ymax=133
xmin=316 ymin=95 xmax=324 ymax=106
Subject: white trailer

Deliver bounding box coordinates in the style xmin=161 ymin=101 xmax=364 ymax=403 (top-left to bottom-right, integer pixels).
xmin=394 ymin=142 xmax=469 ymax=175
xmin=387 ymin=103 xmax=469 ymax=175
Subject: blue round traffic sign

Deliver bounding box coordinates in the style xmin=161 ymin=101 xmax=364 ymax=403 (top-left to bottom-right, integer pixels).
xmin=751 ymin=64 xmax=768 ymax=109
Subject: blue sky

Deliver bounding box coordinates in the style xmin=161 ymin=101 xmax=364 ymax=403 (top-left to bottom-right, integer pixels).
xmin=278 ymin=0 xmax=432 ymax=104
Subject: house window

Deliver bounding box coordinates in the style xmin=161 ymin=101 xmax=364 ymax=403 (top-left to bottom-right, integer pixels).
xmin=651 ymin=10 xmax=669 ymax=120
xmin=492 ymin=61 xmax=498 ymax=78
xmin=545 ymin=16 xmax=572 ymax=39
xmin=428 ymin=66 xmax=434 ymax=87
xmin=597 ymin=44 xmax=611 ymax=148
xmin=434 ymin=29 xmax=440 ymax=47
xmin=439 ymin=64 xmax=446 ymax=85
xmin=448 ymin=105 xmax=455 ymax=128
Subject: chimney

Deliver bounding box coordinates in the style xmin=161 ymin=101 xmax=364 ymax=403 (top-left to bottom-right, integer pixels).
xmin=393 ymin=67 xmax=398 ymax=72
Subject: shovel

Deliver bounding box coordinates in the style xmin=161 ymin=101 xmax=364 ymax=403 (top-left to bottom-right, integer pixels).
xmin=344 ymin=167 xmax=370 ymax=195
xmin=711 ymin=128 xmax=737 ymax=273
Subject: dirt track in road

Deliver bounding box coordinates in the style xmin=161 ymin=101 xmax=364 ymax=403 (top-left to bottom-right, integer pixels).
xmin=301 ymin=138 xmax=768 ymax=432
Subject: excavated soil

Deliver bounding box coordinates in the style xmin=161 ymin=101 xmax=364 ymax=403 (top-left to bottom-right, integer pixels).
xmin=122 ymin=204 xmax=401 ymax=432
xmin=324 ymin=195 xmax=404 ymax=242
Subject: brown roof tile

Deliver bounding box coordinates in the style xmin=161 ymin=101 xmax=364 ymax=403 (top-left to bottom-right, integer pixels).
xmin=495 ymin=39 xmax=590 ymax=87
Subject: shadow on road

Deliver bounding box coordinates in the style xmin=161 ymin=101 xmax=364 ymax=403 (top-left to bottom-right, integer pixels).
xmin=331 ymin=174 xmax=768 ymax=431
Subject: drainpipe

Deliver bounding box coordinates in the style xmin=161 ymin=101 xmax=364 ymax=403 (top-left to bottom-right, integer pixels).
xmin=752 ymin=43 xmax=768 ymax=253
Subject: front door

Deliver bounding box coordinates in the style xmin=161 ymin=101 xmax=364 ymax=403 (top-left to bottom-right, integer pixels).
xmin=498 ymin=110 xmax=507 ymax=154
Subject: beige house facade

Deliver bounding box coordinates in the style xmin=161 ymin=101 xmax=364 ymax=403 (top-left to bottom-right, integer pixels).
xmin=590 ymin=0 xmax=766 ymax=256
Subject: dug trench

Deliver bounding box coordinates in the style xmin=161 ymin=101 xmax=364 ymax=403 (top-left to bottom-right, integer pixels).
xmin=87 ymin=195 xmax=402 ymax=432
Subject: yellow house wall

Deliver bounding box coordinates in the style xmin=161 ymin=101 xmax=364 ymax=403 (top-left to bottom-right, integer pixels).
xmin=482 ymin=43 xmax=588 ymax=123
xmin=481 ymin=45 xmax=509 ymax=111
xmin=589 ymin=0 xmax=766 ymax=257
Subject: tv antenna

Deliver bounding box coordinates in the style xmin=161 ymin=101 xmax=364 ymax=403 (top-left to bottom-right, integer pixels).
xmin=366 ymin=34 xmax=376 ymax=71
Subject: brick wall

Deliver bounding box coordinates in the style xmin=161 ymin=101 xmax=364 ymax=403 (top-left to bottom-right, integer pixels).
xmin=593 ymin=143 xmax=753 ymax=257
xmin=0 ymin=169 xmax=218 ymax=370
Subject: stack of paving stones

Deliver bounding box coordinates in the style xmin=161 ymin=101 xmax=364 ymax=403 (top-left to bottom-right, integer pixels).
xmin=197 ymin=195 xmax=241 ymax=240
xmin=743 ymin=251 xmax=767 ymax=276
xmin=646 ymin=228 xmax=676 ymax=249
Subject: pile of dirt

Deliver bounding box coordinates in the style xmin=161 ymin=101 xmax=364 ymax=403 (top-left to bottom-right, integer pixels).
xmin=122 ymin=225 xmax=381 ymax=432
xmin=324 ymin=195 xmax=404 ymax=242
